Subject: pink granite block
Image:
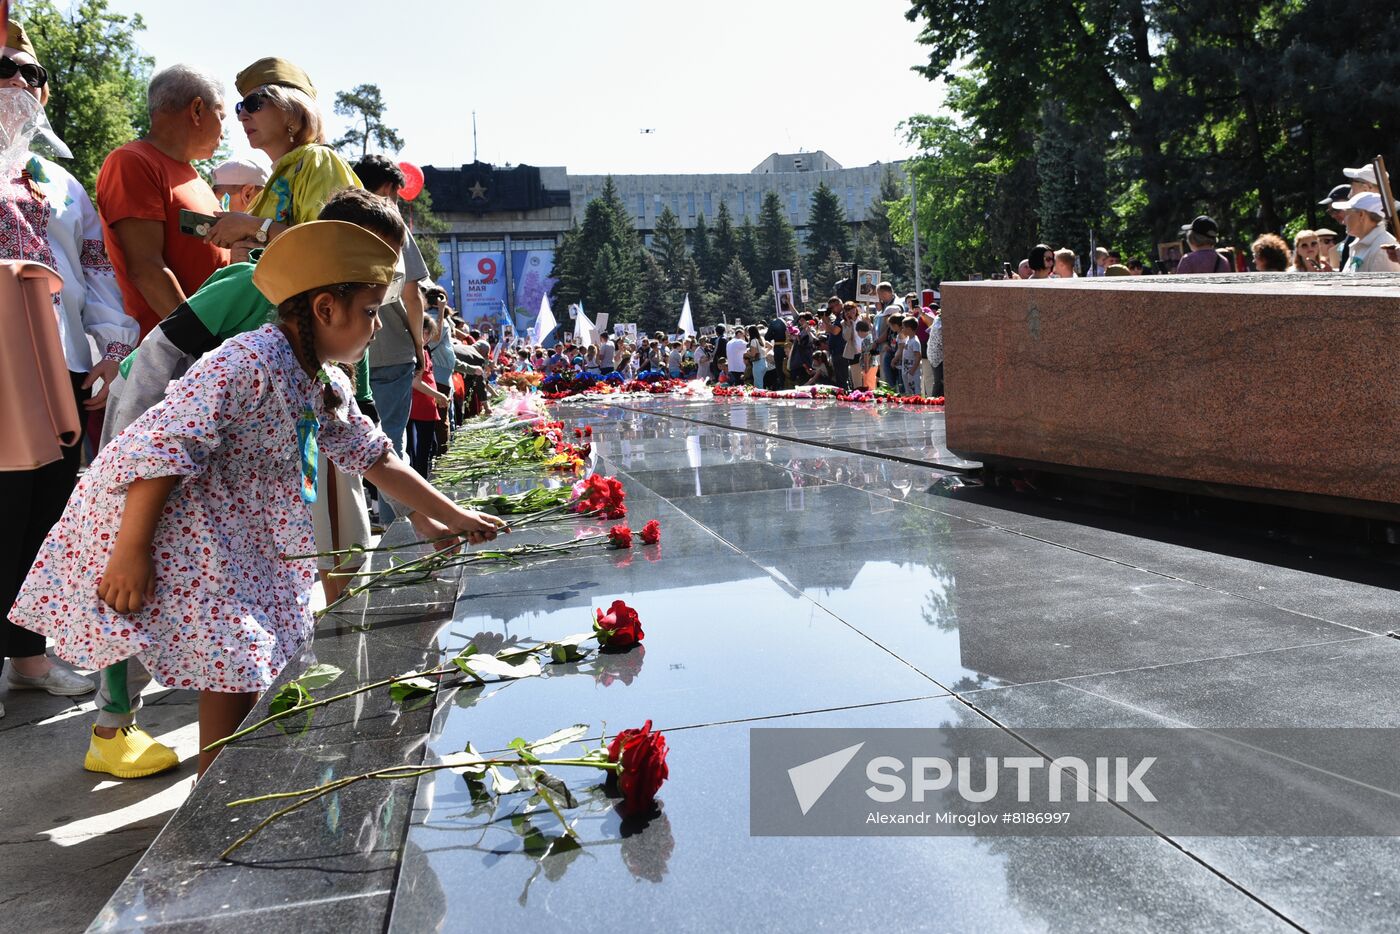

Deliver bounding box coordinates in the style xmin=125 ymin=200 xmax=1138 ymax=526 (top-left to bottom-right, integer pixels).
xmin=942 ymin=273 xmax=1400 ymax=514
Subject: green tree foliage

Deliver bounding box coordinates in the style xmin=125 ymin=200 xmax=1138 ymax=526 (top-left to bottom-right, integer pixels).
xmin=810 ymin=248 xmax=848 ymax=303
xmin=709 ymin=201 xmax=740 ymax=283
xmin=867 ymin=168 xmax=912 ymax=290
xmin=553 ymin=177 xmax=641 ymax=319
xmin=736 ymin=216 xmax=762 ymax=296
xmin=756 ymin=190 xmax=800 ymax=287
xmin=690 ymin=213 xmax=715 ymax=289
xmin=332 ymin=84 xmax=405 ymax=159
xmin=650 ymin=206 xmax=688 ymax=287
xmin=904 ymin=0 xmax=1400 ymax=271
xmin=713 ymin=256 xmax=756 ymax=322
xmin=680 ymin=257 xmax=706 ymax=324
xmin=804 ymin=182 xmax=852 ymax=267
xmin=636 ymin=251 xmax=671 ymax=335
xmin=24 ymin=0 xmax=152 ymax=197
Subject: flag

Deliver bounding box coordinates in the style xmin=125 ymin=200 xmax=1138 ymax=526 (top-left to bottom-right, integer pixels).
xmin=496 ymin=300 xmax=514 ymax=333
xmin=531 ymin=294 xmax=557 ymax=346
xmin=677 ymin=294 xmax=696 ymax=337
xmin=573 ymin=303 xmax=598 ymax=347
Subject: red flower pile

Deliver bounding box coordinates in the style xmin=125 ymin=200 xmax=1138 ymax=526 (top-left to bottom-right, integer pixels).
xmin=607 ymin=720 xmax=670 ymax=810
xmin=571 ymin=474 xmax=627 ymax=518
xmin=608 ymin=524 xmax=634 ymax=549
xmin=640 ymin=519 xmax=661 ymax=545
xmin=593 ymin=599 xmax=644 ymax=649
xmin=712 ymin=385 xmax=945 ymax=407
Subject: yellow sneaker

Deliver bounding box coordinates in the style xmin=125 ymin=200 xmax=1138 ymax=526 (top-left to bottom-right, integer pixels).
xmin=84 ymin=725 xmax=180 ymax=779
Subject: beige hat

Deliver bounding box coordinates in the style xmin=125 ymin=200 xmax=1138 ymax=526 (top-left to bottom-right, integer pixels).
xmin=4 ymin=21 xmax=36 ymax=58
xmin=235 ymin=56 xmax=317 ymax=99
xmin=252 ymin=221 xmax=398 ymax=306
xmin=211 ymin=158 xmax=269 ymax=187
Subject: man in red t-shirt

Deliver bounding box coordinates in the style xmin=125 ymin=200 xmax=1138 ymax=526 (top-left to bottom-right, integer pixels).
xmin=97 ymin=64 xmax=230 ymax=336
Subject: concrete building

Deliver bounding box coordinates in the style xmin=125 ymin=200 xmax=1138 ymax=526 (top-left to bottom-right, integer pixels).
xmin=421 ymin=152 xmax=904 ymax=316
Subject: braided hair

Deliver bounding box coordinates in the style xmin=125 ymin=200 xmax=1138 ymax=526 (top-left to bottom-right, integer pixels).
xmin=278 ymin=285 xmax=361 ymax=412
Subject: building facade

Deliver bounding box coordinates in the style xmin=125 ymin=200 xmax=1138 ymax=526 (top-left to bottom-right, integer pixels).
xmin=420 ymin=151 xmax=903 ymax=327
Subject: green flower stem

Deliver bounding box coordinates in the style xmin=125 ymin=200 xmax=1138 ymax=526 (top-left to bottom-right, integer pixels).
xmin=220 ymin=755 xmax=622 ymax=858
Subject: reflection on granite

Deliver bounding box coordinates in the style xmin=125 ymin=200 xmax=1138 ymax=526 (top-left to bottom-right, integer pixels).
xmin=91 ymin=398 xmax=1400 ymax=932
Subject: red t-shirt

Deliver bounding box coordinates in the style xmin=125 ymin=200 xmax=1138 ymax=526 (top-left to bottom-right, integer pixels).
xmin=410 ymin=351 xmax=439 ymax=421
xmin=96 ymin=140 xmax=229 ymax=336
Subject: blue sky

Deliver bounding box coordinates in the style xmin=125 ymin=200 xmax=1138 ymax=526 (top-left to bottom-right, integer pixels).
xmin=102 ymin=0 xmax=944 ymax=174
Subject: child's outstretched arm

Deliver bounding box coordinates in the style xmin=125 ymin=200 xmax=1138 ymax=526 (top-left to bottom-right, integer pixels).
xmin=99 ymin=475 xmax=179 ymax=613
xmin=363 ymin=452 xmax=507 ymax=545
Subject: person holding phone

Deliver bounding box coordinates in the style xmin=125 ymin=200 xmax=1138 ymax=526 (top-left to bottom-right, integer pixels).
xmin=97 ymin=64 xmax=229 ymax=337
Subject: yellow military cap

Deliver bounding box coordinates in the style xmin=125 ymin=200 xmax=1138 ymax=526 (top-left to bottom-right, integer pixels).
xmin=235 ymin=56 xmax=317 ymax=99
xmin=5 ymin=21 xmax=37 ymax=58
xmin=252 ymin=221 xmax=398 ymax=305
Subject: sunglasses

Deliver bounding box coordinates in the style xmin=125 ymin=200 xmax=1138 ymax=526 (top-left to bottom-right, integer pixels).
xmin=1319 ymin=237 xmax=1336 ymax=245
xmin=235 ymin=91 xmax=268 ymax=115
xmin=0 ymin=56 xmax=47 ymax=88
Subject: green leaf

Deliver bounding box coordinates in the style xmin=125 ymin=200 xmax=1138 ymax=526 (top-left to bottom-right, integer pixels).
xmin=449 ymin=744 xmax=488 ymax=776
xmin=268 ymin=682 xmax=311 ymax=717
xmin=555 ymin=632 xmax=595 ymax=648
xmin=550 ymin=643 xmax=584 ymax=664
xmin=531 ymin=769 xmax=580 ymax=809
xmin=461 ymin=653 xmax=543 ymax=680
xmin=528 ymin=724 xmax=589 ymax=755
xmin=295 ymin=663 xmax=343 ymax=691
xmin=389 ymin=676 xmax=436 ymax=708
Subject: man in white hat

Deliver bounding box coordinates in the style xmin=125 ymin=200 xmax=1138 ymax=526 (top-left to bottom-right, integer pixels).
xmin=1332 ymin=191 xmax=1400 ymax=273
xmin=1342 ymin=164 xmax=1387 ymax=195
xmin=210 ymin=158 xmax=267 ymax=212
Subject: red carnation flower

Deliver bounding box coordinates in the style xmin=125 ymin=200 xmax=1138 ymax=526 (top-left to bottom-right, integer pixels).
xmin=585 ymin=426 xmax=593 ymax=436
xmin=608 ymin=524 xmax=633 ymax=549
xmin=607 ymin=720 xmax=669 ymax=810
xmin=640 ymin=519 xmax=661 ymax=545
xmin=575 ymin=428 xmax=583 ymax=438
xmin=606 ymin=503 xmax=628 ymax=519
xmin=594 ymin=599 xmax=644 ymax=648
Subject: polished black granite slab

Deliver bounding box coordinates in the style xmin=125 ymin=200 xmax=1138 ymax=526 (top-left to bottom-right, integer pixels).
xmin=91 ymin=398 xmax=1400 ymax=933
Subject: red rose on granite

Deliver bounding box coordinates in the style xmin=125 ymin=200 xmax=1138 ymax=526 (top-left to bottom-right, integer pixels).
xmin=608 ymin=524 xmax=633 ymax=549
xmin=594 ymin=599 xmax=644 ymax=649
xmin=640 ymin=520 xmax=661 ymax=545
xmin=607 ymin=720 xmax=669 ymax=809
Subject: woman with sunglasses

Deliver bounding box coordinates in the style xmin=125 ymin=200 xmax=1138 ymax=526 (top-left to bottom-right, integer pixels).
xmin=1 ymin=19 xmax=140 ymax=712
xmin=202 ymin=58 xmax=360 ymax=255
xmin=1288 ymin=230 xmax=1332 ymax=272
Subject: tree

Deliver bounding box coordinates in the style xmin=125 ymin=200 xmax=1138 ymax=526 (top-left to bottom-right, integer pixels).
xmin=680 ymin=257 xmax=706 ymax=325
xmin=737 ymin=217 xmax=762 ymax=296
xmin=636 ymin=251 xmax=671 ymax=335
xmin=866 ymin=168 xmax=913 ymax=290
xmin=709 ymin=201 xmax=740 ymax=281
xmin=691 ymin=213 xmax=715 ymax=289
xmin=804 ymin=182 xmax=852 ymax=265
xmin=713 ymin=256 xmax=756 ymax=322
xmin=553 ymin=177 xmax=641 ymax=317
xmin=650 ymin=206 xmax=688 ymax=287
xmin=24 ymin=0 xmax=152 ymax=197
xmin=332 ymin=84 xmax=404 ymax=158
xmin=756 ymin=191 xmax=800 ymax=287
xmin=810 ymin=248 xmax=848 ymax=302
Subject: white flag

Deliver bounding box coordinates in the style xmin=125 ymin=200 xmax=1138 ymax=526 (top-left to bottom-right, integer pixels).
xmin=677 ymin=294 xmax=696 ymax=337
xmin=573 ymin=303 xmax=598 ymax=347
xmin=531 ymin=294 xmax=557 ymax=346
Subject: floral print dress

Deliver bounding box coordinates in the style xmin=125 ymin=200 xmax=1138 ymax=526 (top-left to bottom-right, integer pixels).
xmin=11 ymin=325 xmax=391 ymax=693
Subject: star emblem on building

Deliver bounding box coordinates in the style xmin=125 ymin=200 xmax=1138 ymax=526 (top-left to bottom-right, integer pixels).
xmin=468 ymin=181 xmax=487 ymax=200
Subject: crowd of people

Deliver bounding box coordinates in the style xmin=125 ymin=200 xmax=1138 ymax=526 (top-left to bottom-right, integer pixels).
xmin=488 ymin=282 xmax=945 ymax=399
xmin=1003 ymin=164 xmax=1400 ymax=279
xmin=2 ymin=32 xmax=504 ymax=780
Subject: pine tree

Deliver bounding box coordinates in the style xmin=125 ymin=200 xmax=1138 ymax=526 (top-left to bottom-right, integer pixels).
xmin=811 ymin=248 xmax=849 ymax=302
xmin=680 ymin=258 xmax=706 ymax=325
xmin=756 ymin=191 xmax=801 ymax=290
xmin=866 ymin=168 xmax=912 ymax=290
xmin=714 ymin=256 xmax=757 ymax=323
xmin=691 ymin=214 xmax=715 ymax=290
xmin=588 ymin=244 xmax=638 ymax=323
xmin=710 ymin=202 xmax=740 ymax=281
xmin=651 ymin=206 xmax=689 ymax=287
xmin=636 ymin=252 xmax=671 ymax=335
xmin=737 ymin=217 xmax=762 ymax=297
xmin=852 ymin=224 xmax=882 ymax=271
xmin=804 ymin=182 xmax=851 ymax=265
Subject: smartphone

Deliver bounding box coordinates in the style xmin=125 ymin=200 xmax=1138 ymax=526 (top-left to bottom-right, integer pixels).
xmin=178 ymin=209 xmax=218 ymax=238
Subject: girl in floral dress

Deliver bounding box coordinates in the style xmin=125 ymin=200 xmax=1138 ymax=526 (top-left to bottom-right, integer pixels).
xmin=11 ymin=221 xmax=506 ymax=775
